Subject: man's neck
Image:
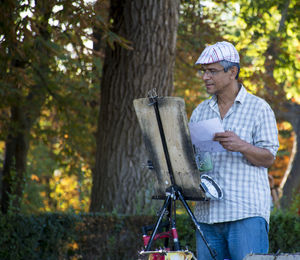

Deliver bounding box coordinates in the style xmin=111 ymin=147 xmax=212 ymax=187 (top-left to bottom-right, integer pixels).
xmin=217 ymin=81 xmax=240 ymax=106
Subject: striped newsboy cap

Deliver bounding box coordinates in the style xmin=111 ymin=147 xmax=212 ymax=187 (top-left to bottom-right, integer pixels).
xmin=195 ymin=41 xmax=239 ymax=65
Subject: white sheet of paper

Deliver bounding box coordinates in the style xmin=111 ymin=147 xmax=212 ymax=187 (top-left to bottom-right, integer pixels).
xmin=189 ymin=118 xmax=226 ymax=152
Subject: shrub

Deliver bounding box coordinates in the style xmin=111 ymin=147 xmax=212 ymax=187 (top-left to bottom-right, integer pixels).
xmin=0 ymin=213 xmax=79 ymax=260
xmin=0 ymin=211 xmax=298 ymax=259
xmin=269 ymin=210 xmax=300 ymax=253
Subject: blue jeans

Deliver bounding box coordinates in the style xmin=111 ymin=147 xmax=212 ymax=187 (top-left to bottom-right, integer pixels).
xmin=196 ymin=217 xmax=269 ymax=260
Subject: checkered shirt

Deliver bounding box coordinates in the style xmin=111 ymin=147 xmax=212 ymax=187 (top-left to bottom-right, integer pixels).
xmin=190 ymin=85 xmax=279 ymax=224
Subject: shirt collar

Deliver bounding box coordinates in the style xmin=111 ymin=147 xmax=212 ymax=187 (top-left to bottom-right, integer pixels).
xmin=209 ymin=83 xmax=247 ymax=107
xmin=235 ymin=84 xmax=247 ymax=104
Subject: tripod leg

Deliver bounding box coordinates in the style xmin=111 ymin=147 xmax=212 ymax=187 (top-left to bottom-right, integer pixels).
xmin=169 ymin=199 xmax=181 ymax=251
xmin=163 ymin=200 xmax=172 ymax=249
xmin=171 ymin=218 xmax=181 ymax=250
xmin=177 ymin=190 xmax=217 ymax=260
xmin=145 ymin=194 xmax=172 ymax=251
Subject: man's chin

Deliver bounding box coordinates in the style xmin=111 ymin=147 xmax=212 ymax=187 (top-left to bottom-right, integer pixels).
xmin=206 ymin=85 xmax=215 ymax=94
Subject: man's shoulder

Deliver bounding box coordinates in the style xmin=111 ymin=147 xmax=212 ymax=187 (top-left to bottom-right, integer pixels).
xmin=190 ymin=97 xmax=214 ymax=121
xmin=244 ymin=91 xmax=272 ymax=110
xmin=195 ymin=97 xmax=213 ymax=108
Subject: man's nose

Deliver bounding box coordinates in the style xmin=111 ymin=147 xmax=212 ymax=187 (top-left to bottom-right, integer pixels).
xmin=203 ymin=72 xmax=211 ymax=80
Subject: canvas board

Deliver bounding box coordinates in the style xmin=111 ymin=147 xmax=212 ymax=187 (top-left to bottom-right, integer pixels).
xmin=133 ymin=97 xmax=205 ymax=200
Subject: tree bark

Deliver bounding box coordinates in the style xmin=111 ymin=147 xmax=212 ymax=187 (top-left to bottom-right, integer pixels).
xmin=277 ymin=103 xmax=300 ymax=208
xmin=90 ymin=0 xmax=180 ymax=214
xmin=1 ymin=106 xmax=30 ymax=213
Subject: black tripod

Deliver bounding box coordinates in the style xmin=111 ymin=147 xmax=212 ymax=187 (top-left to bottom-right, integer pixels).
xmin=142 ymin=92 xmax=217 ymax=259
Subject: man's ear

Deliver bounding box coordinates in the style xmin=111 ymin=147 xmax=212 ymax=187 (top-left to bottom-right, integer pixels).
xmin=230 ymin=66 xmax=238 ymax=79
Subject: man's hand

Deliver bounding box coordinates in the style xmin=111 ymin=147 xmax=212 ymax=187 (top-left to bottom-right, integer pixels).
xmin=213 ymin=131 xmax=275 ymax=168
xmin=213 ymin=131 xmax=246 ymax=152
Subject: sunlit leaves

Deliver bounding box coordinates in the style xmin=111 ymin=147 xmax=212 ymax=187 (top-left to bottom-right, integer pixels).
xmin=226 ymin=0 xmax=300 ymax=102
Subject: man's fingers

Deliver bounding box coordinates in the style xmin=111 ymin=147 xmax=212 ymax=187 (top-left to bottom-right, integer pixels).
xmin=214 ymin=131 xmax=234 ymax=137
xmin=214 ymin=131 xmax=228 ymax=136
xmin=214 ymin=133 xmax=230 ymax=141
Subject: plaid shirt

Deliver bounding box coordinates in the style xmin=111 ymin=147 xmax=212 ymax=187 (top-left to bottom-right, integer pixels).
xmin=190 ymin=85 xmax=279 ymax=224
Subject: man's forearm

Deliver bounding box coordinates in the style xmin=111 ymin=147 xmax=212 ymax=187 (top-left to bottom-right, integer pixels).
xmin=214 ymin=131 xmax=276 ymax=168
xmin=240 ymin=141 xmax=275 ymax=168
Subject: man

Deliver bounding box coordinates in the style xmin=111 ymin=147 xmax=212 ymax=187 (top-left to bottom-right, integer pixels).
xmin=190 ymin=41 xmax=279 ymax=260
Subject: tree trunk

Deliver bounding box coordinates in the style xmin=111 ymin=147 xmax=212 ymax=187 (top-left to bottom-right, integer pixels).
xmin=1 ymin=105 xmax=30 ymax=212
xmin=0 ymin=0 xmax=52 ymax=213
xmin=90 ymin=0 xmax=180 ymax=214
xmin=277 ymin=103 xmax=300 ymax=209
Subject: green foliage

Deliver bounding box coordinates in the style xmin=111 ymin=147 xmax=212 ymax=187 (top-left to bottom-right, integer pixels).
xmin=289 ymin=192 xmax=300 ymax=219
xmin=0 ymin=0 xmax=131 ymax=214
xmin=226 ymin=0 xmax=300 ymax=103
xmin=176 ymin=214 xmax=196 ymax=252
xmin=0 ymin=212 xmax=298 ymax=259
xmin=0 ymin=213 xmax=79 ymax=260
xmin=269 ymin=210 xmax=300 ymax=253
xmin=22 ymin=142 xmax=60 ymax=213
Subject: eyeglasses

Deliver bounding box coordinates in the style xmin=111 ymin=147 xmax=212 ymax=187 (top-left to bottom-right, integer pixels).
xmin=197 ymin=68 xmax=225 ymax=77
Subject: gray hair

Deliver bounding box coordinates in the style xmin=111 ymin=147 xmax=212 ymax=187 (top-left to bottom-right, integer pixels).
xmin=219 ymin=60 xmax=240 ymax=79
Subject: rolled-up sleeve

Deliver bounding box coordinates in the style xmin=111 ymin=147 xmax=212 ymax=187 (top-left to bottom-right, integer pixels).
xmin=253 ymin=104 xmax=279 ymax=157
